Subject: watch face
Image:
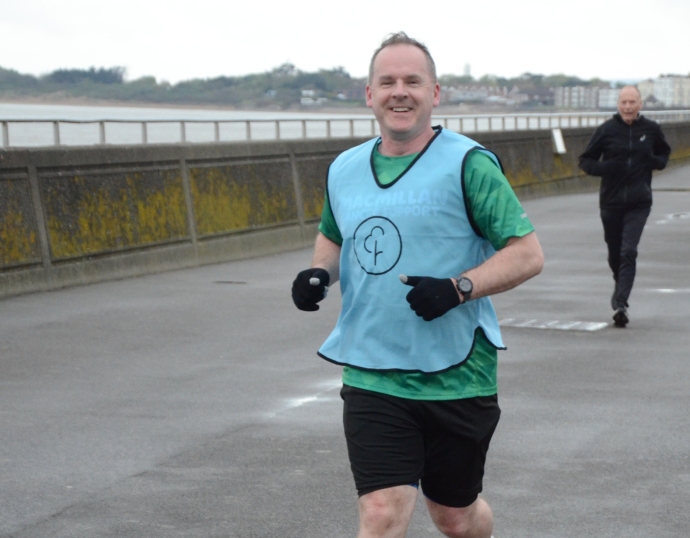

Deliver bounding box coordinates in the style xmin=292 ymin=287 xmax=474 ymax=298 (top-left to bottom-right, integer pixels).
xmin=459 ymin=278 xmax=472 ymax=293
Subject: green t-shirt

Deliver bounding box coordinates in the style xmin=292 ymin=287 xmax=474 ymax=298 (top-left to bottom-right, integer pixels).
xmin=318 ymin=144 xmax=534 ymax=400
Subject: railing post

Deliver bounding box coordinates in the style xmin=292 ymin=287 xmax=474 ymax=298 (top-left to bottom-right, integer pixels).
xmin=326 ymin=120 xmax=331 ymax=138
xmin=214 ymin=122 xmax=220 ymax=142
xmin=302 ymin=120 xmax=307 ymax=139
xmin=142 ymin=122 xmax=148 ymax=144
xmin=275 ymin=120 xmax=280 ymax=140
xmin=180 ymin=121 xmax=186 ymax=143
xmin=349 ymin=120 xmax=354 ymax=138
xmin=246 ymin=121 xmax=251 ymax=141
xmin=99 ymin=121 xmax=106 ymax=144
xmin=27 ymin=164 xmax=52 ymax=270
xmin=371 ymin=119 xmax=375 ymax=136
xmin=1 ymin=121 xmax=8 ymax=148
xmin=53 ymin=121 xmax=60 ymax=146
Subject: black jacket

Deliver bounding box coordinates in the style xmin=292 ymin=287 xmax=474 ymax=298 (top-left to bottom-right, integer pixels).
xmin=578 ymin=114 xmax=671 ymax=208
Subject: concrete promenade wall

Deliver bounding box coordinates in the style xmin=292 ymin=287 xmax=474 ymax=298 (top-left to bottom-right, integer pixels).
xmin=2 ymin=122 xmax=689 ymax=299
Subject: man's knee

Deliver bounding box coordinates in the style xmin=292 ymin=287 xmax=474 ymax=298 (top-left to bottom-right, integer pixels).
xmin=358 ymin=486 xmax=417 ymax=535
xmin=427 ymin=497 xmax=493 ymax=538
xmin=620 ymin=245 xmax=639 ymax=263
xmin=433 ymin=512 xmax=474 ymax=538
xmin=359 ymin=493 xmax=398 ymax=530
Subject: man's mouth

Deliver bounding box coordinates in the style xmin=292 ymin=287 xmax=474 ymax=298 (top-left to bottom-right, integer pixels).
xmin=391 ymin=107 xmax=411 ymax=112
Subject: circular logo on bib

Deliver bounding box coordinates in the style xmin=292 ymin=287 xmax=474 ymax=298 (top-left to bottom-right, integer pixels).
xmin=353 ymin=216 xmax=402 ymax=275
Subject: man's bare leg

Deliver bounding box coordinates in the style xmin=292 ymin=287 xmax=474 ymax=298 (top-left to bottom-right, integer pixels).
xmin=357 ymin=485 xmax=418 ymax=538
xmin=425 ymin=496 xmax=493 ymax=538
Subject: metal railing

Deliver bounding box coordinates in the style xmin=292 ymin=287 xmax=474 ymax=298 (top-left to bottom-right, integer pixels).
xmin=2 ymin=110 xmax=689 ymax=148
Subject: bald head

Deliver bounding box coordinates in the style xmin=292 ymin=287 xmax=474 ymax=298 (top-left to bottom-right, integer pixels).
xmin=618 ymin=86 xmax=642 ymax=125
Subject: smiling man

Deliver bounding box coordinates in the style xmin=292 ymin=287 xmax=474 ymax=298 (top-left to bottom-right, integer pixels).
xmin=292 ymin=32 xmax=543 ymax=538
xmin=365 ymin=40 xmax=440 ymax=154
xmin=579 ymin=86 xmax=671 ymax=327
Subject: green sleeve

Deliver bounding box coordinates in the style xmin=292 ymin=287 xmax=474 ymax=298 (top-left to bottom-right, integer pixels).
xmin=317 ymin=190 xmax=343 ymax=246
xmin=464 ymin=150 xmax=535 ymax=250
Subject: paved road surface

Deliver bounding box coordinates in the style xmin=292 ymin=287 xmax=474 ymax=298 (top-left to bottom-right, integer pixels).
xmin=1 ymin=164 xmax=688 ymax=538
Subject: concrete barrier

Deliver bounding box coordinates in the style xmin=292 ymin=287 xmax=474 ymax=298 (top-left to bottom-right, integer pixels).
xmin=2 ymin=122 xmax=689 ymax=299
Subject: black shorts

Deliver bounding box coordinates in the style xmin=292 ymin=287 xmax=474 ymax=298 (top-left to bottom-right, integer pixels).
xmin=341 ymin=385 xmax=500 ymax=508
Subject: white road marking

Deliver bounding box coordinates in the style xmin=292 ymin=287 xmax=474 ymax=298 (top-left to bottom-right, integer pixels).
xmin=499 ymin=318 xmax=608 ymax=331
xmin=655 ymin=211 xmax=690 ymax=225
xmin=265 ymin=378 xmax=342 ymax=418
xmin=648 ymin=288 xmax=690 ymax=293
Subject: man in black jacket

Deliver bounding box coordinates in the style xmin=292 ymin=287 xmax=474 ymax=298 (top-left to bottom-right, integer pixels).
xmin=579 ymin=86 xmax=671 ymax=327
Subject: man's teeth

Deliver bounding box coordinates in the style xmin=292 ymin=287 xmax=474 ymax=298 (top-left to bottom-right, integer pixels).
xmin=392 ymin=108 xmax=410 ymax=112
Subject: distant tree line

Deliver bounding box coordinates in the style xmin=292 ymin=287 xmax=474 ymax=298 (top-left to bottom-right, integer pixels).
xmin=0 ymin=64 xmax=366 ymax=109
xmin=0 ymin=64 xmax=615 ymax=109
xmin=439 ymin=72 xmax=613 ymax=91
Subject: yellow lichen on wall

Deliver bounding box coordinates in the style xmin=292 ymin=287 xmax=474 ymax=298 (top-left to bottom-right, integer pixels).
xmin=670 ymin=146 xmax=690 ymax=160
xmin=303 ymin=189 xmax=325 ymax=221
xmin=0 ymin=210 xmax=38 ymax=266
xmin=133 ymin=179 xmax=189 ymax=244
xmin=551 ymin=155 xmax=577 ymax=180
xmin=189 ymin=163 xmax=297 ymax=237
xmin=256 ymin=180 xmax=291 ymax=222
xmin=505 ymin=166 xmax=541 ymax=188
xmin=295 ymin=158 xmax=330 ymax=221
xmin=46 ymin=172 xmax=188 ymax=259
xmin=190 ymin=168 xmax=253 ymax=235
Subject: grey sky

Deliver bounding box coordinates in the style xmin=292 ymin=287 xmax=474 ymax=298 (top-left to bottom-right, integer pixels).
xmin=1 ymin=0 xmax=688 ymax=84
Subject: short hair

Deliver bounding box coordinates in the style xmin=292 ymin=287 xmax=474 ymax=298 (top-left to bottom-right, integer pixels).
xmin=368 ymin=32 xmax=437 ymax=83
xmin=618 ymin=85 xmax=642 ymax=101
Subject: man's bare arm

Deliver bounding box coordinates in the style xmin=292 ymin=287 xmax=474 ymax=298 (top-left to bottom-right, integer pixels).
xmin=461 ymin=231 xmax=544 ymax=300
xmin=312 ymin=232 xmax=341 ymax=284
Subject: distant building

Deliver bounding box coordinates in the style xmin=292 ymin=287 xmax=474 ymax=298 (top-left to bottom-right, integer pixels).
xmin=335 ymin=88 xmax=365 ymax=101
xmin=653 ymin=75 xmax=690 ymax=107
xmin=553 ymin=86 xmax=626 ymax=110
xmin=637 ymin=80 xmax=654 ymax=100
xmin=508 ymin=86 xmax=529 ymax=105
xmin=598 ymin=88 xmax=619 ymax=109
xmin=554 ymin=86 xmax=599 ymax=109
xmin=525 ymin=88 xmax=555 ymax=106
xmin=441 ymin=85 xmax=508 ymax=105
xmin=300 ymin=89 xmax=329 ymax=107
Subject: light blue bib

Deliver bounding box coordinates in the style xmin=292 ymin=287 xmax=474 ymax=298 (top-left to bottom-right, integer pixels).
xmin=319 ymin=128 xmax=504 ymax=373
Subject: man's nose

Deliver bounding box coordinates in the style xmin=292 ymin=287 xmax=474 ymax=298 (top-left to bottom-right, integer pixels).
xmin=392 ymin=80 xmax=407 ymax=97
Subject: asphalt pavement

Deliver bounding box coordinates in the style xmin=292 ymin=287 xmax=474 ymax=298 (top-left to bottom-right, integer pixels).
xmin=0 ymin=164 xmax=688 ymax=538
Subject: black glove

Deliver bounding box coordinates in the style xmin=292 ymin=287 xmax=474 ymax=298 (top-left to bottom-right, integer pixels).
xmin=292 ymin=268 xmax=330 ymax=311
xmin=400 ymin=274 xmax=460 ymax=321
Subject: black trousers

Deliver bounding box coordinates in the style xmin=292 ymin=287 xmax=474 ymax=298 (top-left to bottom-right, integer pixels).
xmin=600 ymin=205 xmax=651 ymax=309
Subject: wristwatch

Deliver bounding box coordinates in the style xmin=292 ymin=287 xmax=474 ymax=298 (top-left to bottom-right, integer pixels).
xmin=455 ymin=276 xmax=473 ymax=303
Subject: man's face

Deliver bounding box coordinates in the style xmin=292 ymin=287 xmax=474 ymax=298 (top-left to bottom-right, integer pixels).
xmin=617 ymin=87 xmax=642 ymax=124
xmin=366 ymin=44 xmax=440 ymax=146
